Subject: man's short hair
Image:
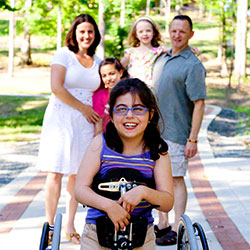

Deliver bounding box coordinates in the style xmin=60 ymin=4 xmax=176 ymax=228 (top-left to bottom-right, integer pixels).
xmin=171 ymin=15 xmax=193 ymax=30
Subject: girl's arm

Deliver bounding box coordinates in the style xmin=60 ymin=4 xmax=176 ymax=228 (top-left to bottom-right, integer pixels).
xmin=162 ymin=46 xmax=172 ymax=53
xmin=163 ymin=46 xmax=200 ymax=56
xmin=121 ymin=52 xmax=130 ymax=68
xmin=118 ymin=153 xmax=174 ymax=213
xmin=94 ymin=119 xmax=103 ymax=136
xmin=190 ymin=46 xmax=200 ymax=56
xmin=75 ymin=135 xmax=130 ymax=231
xmin=51 ymin=64 xmax=100 ymax=124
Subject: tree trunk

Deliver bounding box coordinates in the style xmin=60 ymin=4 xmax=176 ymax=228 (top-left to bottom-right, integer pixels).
xmin=8 ymin=0 xmax=15 ymax=77
xmin=199 ymin=0 xmax=204 ymax=18
xmin=175 ymin=0 xmax=182 ymax=14
xmin=234 ymin=0 xmax=248 ymax=87
xmin=219 ymin=3 xmax=228 ymax=77
xmin=97 ymin=0 xmax=105 ymax=59
xmin=207 ymin=9 xmax=212 ymax=21
xmin=162 ymin=0 xmax=171 ymax=33
xmin=57 ymin=0 xmax=62 ymax=50
xmin=120 ymin=0 xmax=126 ymax=28
xmin=228 ymin=2 xmax=237 ymax=89
xmin=21 ymin=0 xmax=32 ymax=65
xmin=146 ymin=0 xmax=150 ymax=16
xmin=21 ymin=26 xmax=32 ymax=65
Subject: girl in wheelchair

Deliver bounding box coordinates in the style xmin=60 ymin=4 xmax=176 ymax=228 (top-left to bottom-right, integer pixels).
xmin=75 ymin=78 xmax=174 ymax=249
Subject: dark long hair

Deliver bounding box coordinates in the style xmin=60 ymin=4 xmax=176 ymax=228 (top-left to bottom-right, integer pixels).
xmin=65 ymin=14 xmax=101 ymax=56
xmin=104 ymin=78 xmax=168 ymax=160
xmin=97 ymin=57 xmax=129 ymax=90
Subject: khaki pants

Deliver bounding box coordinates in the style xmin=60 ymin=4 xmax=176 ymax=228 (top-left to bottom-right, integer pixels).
xmin=80 ymin=223 xmax=156 ymax=250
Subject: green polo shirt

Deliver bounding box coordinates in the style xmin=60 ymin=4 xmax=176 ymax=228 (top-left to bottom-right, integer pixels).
xmin=153 ymin=46 xmax=207 ymax=145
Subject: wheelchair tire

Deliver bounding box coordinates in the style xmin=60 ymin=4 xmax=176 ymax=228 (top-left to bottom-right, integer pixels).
xmin=193 ymin=222 xmax=209 ymax=250
xmin=177 ymin=214 xmax=198 ymax=250
xmin=39 ymin=222 xmax=49 ymax=250
xmin=51 ymin=214 xmax=62 ymax=250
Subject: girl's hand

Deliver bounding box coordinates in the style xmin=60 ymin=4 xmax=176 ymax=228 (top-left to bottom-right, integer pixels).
xmin=118 ymin=186 xmax=144 ymax=213
xmin=106 ymin=202 xmax=130 ymax=231
xmin=190 ymin=46 xmax=200 ymax=56
xmin=81 ymin=105 xmax=100 ymax=123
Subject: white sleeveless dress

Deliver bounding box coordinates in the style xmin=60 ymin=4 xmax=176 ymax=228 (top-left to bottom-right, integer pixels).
xmin=37 ymin=47 xmax=102 ymax=175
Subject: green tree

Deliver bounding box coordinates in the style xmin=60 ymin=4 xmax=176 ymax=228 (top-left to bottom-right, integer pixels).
xmin=0 ymin=0 xmax=16 ymax=10
xmin=201 ymin=0 xmax=237 ymax=78
xmin=103 ymin=0 xmax=148 ymax=58
xmin=18 ymin=0 xmax=98 ymax=50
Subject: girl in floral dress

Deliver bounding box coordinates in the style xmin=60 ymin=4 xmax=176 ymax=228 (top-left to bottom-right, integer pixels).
xmin=121 ymin=16 xmax=199 ymax=88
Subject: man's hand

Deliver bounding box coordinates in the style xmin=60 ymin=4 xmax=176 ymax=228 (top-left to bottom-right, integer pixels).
xmin=185 ymin=141 xmax=197 ymax=158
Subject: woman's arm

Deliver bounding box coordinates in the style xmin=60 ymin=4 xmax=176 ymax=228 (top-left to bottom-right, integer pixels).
xmin=75 ymin=135 xmax=130 ymax=231
xmin=118 ymin=153 xmax=174 ymax=213
xmin=51 ymin=64 xmax=100 ymax=123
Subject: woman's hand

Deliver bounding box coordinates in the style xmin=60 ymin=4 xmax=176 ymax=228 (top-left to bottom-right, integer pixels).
xmin=118 ymin=186 xmax=145 ymax=213
xmin=81 ymin=105 xmax=100 ymax=123
xmin=106 ymin=201 xmax=131 ymax=231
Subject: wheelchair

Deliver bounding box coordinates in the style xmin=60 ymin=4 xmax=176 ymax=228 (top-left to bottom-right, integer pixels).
xmin=38 ymin=171 xmax=209 ymax=250
xmin=177 ymin=214 xmax=209 ymax=250
xmin=39 ymin=213 xmax=62 ymax=250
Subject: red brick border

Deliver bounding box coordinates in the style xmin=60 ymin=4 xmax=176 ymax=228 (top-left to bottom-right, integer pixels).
xmin=189 ymin=154 xmax=250 ymax=250
xmin=0 ymin=172 xmax=46 ymax=234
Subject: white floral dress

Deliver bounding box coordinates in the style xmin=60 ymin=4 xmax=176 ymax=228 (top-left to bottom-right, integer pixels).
xmin=124 ymin=46 xmax=165 ymax=88
xmin=37 ymin=47 xmax=101 ymax=175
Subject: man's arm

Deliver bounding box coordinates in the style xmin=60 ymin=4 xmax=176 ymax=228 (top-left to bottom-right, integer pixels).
xmin=185 ymin=99 xmax=205 ymax=158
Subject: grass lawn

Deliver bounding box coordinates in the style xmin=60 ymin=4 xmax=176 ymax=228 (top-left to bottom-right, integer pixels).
xmin=0 ymin=96 xmax=48 ymax=141
xmin=0 ymin=66 xmax=51 ymax=95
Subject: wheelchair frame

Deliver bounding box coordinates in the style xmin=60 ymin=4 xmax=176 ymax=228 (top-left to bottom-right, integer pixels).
xmin=177 ymin=214 xmax=209 ymax=250
xmin=39 ymin=213 xmax=62 ymax=250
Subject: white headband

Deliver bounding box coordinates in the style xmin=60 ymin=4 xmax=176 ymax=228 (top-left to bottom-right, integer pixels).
xmin=133 ymin=16 xmax=155 ymax=26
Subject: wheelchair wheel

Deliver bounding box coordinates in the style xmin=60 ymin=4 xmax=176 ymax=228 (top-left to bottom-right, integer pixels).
xmin=39 ymin=222 xmax=49 ymax=250
xmin=51 ymin=214 xmax=62 ymax=250
xmin=193 ymin=223 xmax=209 ymax=250
xmin=177 ymin=214 xmax=198 ymax=250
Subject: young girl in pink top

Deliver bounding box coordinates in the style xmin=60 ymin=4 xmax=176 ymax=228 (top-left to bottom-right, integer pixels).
xmin=92 ymin=57 xmax=128 ymax=135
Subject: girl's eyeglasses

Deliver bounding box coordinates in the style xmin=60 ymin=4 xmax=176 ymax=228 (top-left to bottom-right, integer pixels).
xmin=113 ymin=106 xmax=148 ymax=116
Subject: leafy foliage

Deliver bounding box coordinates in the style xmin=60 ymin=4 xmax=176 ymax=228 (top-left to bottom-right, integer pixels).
xmin=0 ymin=0 xmax=17 ymax=11
xmin=103 ymin=0 xmax=149 ymax=58
xmin=16 ymin=0 xmax=98 ymax=48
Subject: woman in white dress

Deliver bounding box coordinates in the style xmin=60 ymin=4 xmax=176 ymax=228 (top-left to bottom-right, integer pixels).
xmin=37 ymin=14 xmax=102 ymax=244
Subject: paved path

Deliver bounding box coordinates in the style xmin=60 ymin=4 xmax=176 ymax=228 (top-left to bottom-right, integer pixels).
xmin=0 ymin=104 xmax=250 ymax=250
